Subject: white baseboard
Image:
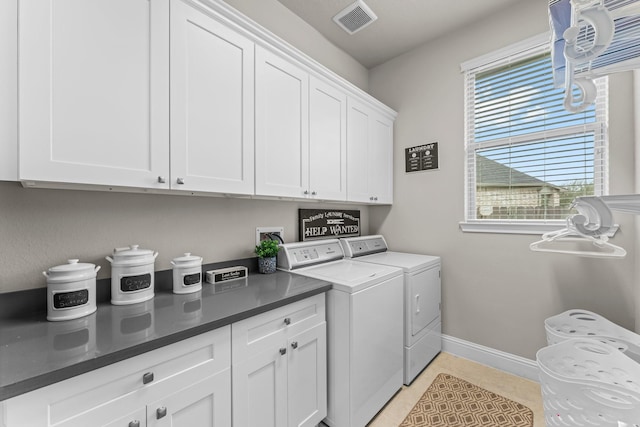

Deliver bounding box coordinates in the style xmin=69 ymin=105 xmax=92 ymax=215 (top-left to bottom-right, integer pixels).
xmin=442 ymin=334 xmax=539 ymax=382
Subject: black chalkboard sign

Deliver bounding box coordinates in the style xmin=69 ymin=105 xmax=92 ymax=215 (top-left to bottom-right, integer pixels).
xmin=183 ymin=273 xmax=201 ymax=286
xmin=405 ymin=142 xmax=439 ymax=173
xmin=53 ymin=289 xmax=89 ymax=309
xmin=121 ymin=273 xmax=152 ymax=292
xmin=299 ymin=209 xmax=360 ymax=241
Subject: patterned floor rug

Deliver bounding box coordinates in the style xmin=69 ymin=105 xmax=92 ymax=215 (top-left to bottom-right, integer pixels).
xmin=399 ymin=373 xmax=534 ymax=426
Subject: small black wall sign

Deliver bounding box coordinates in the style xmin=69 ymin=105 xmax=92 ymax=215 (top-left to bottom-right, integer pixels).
xmin=299 ymin=209 xmax=360 ymax=241
xmin=405 ymin=142 xmax=439 ymax=173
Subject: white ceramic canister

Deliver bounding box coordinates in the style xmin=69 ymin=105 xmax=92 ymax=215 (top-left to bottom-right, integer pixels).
xmin=106 ymin=245 xmax=158 ymax=305
xmin=44 ymin=259 xmax=100 ymax=321
xmin=171 ymin=253 xmax=203 ymax=294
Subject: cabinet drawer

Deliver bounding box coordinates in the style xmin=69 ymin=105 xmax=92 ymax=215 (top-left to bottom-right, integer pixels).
xmin=5 ymin=327 xmax=230 ymax=427
xmin=232 ymin=294 xmax=325 ymax=364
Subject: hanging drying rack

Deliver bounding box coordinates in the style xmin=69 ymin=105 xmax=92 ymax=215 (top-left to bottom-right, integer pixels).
xmin=530 ymin=194 xmax=640 ymax=258
xmin=549 ymin=0 xmax=640 ymax=112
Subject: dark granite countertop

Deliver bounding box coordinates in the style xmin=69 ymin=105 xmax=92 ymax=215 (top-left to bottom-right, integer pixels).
xmin=0 ymin=268 xmax=331 ymax=401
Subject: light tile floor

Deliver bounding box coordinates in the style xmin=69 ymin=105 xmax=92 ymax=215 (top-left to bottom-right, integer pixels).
xmin=366 ymin=352 xmax=545 ymax=427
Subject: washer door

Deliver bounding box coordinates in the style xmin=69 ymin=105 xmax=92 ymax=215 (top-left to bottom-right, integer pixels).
xmin=409 ymin=266 xmax=441 ymax=337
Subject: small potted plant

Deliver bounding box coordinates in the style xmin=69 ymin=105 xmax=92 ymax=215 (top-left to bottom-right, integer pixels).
xmin=255 ymin=239 xmax=279 ymax=274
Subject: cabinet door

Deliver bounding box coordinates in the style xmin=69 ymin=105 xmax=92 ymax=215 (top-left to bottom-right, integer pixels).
xmin=170 ymin=0 xmax=254 ymax=194
xmin=255 ymin=47 xmax=309 ymax=198
xmin=309 ymin=77 xmax=347 ymax=201
xmin=346 ymin=98 xmax=394 ymax=204
xmin=232 ymin=347 xmax=288 ymax=427
xmin=346 ymin=98 xmax=372 ymax=203
xmin=18 ymin=0 xmax=170 ymax=189
xmin=369 ymin=113 xmax=394 ymax=204
xmin=0 ymin=0 xmax=17 ymax=181
xmin=288 ymin=322 xmax=327 ymax=427
xmin=147 ymin=370 xmax=231 ymax=427
xmin=102 ymin=408 xmax=147 ymax=427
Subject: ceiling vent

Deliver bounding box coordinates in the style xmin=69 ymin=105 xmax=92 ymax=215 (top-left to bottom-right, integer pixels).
xmin=332 ymin=0 xmax=378 ymax=35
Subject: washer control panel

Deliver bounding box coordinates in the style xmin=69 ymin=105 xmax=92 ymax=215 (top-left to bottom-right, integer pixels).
xmin=278 ymin=239 xmax=344 ymax=270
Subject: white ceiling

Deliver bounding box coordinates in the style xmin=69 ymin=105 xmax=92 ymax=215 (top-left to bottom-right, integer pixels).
xmin=276 ymin=0 xmax=526 ymax=69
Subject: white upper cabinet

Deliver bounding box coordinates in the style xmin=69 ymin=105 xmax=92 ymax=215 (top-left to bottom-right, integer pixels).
xmin=347 ymin=98 xmax=394 ymax=204
xmin=18 ymin=0 xmax=170 ymax=189
xmin=14 ymin=0 xmax=396 ymax=201
xmin=0 ymin=0 xmax=17 ymax=181
xmin=308 ymin=77 xmax=347 ymax=201
xmin=170 ymin=0 xmax=254 ymax=195
xmin=255 ymin=46 xmax=309 ymax=198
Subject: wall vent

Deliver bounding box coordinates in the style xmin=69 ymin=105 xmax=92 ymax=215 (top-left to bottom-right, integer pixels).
xmin=333 ymin=0 xmax=378 ymax=35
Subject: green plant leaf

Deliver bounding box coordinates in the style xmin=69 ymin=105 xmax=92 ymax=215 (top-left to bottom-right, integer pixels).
xmin=255 ymin=239 xmax=280 ymax=258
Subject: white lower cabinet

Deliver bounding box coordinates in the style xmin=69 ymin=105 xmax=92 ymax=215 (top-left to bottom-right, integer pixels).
xmin=1 ymin=295 xmax=328 ymax=427
xmin=232 ymin=293 xmax=327 ymax=427
xmin=2 ymin=327 xmax=231 ymax=427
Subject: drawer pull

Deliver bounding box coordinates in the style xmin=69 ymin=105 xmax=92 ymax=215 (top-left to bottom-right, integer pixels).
xmin=157 ymin=406 xmax=167 ymax=419
xmin=279 ymin=347 xmax=287 ymax=355
xmin=291 ymin=341 xmax=298 ymax=349
xmin=284 ymin=317 xmax=291 ymax=325
xmin=129 ymin=421 xmax=141 ymax=427
xmin=142 ymin=372 xmax=154 ymax=384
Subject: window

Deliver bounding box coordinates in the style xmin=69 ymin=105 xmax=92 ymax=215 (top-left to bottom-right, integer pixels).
xmin=461 ymin=34 xmax=608 ymax=234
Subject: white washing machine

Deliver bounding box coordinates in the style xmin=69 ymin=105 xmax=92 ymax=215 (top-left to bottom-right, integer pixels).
xmin=341 ymin=235 xmax=441 ymax=385
xmin=278 ymin=239 xmax=404 ymax=427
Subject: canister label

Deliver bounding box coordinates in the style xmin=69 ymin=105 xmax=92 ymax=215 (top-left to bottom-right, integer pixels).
xmin=53 ymin=289 xmax=89 ymax=309
xmin=183 ymin=272 xmax=201 ymax=286
xmin=121 ymin=273 xmax=152 ymax=292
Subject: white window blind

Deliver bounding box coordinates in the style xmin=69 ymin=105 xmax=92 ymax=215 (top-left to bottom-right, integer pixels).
xmin=462 ymin=38 xmax=608 ymax=233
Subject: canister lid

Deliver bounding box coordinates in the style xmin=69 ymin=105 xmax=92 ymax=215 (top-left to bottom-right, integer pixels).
xmin=45 ymin=259 xmax=100 ymax=283
xmin=111 ymin=245 xmax=154 ymax=258
xmin=171 ymin=253 xmax=203 ymax=267
xmin=107 ymin=245 xmax=158 ymax=266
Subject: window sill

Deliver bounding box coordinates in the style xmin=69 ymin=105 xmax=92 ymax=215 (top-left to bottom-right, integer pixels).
xmin=459 ymin=220 xmax=619 ymax=236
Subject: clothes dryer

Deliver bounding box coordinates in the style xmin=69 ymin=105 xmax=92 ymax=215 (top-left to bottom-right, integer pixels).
xmin=341 ymin=235 xmax=441 ymax=385
xmin=278 ymin=239 xmax=404 ymax=427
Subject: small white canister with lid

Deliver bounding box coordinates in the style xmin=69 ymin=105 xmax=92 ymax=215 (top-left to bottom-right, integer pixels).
xmin=106 ymin=245 xmax=158 ymax=305
xmin=171 ymin=253 xmax=203 ymax=294
xmin=44 ymin=259 xmax=101 ymax=321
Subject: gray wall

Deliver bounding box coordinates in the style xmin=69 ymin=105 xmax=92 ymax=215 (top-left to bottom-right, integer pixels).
xmin=367 ymin=1 xmax=638 ymax=360
xmin=0 ymin=0 xmax=370 ymax=294
xmin=222 ymin=0 xmax=369 ymax=91
xmin=0 ymin=182 xmax=368 ymax=293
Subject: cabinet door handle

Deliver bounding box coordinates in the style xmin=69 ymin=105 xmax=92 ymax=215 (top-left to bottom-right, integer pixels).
xmin=176 ymin=177 xmax=185 ymax=185
xmin=303 ymin=190 xmax=309 ymax=195
xmin=157 ymin=176 xmax=166 ymax=184
xmin=291 ymin=341 xmax=298 ymax=349
xmin=369 ymin=196 xmax=374 ymax=201
xmin=157 ymin=406 xmax=167 ymax=419
xmin=129 ymin=421 xmax=141 ymax=427
xmin=142 ymin=372 xmax=154 ymax=384
xmin=284 ymin=317 xmax=291 ymax=325
xmin=374 ymin=196 xmax=378 ymax=201
xmin=415 ymin=294 xmax=420 ymax=314
xmin=279 ymin=347 xmax=287 ymax=355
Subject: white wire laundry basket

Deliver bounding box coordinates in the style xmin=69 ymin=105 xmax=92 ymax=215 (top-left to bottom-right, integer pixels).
xmin=537 ymin=338 xmax=640 ymax=426
xmin=545 ymin=309 xmax=640 ymax=363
